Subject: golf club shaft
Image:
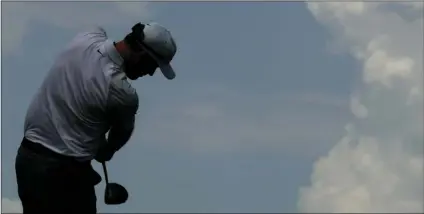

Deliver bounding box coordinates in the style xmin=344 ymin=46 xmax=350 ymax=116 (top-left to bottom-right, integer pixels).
xmin=102 ymin=162 xmax=109 ymax=185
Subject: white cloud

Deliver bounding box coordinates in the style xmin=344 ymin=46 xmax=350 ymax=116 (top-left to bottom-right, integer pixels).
xmin=298 ymin=2 xmax=423 ymax=213
xmin=1 ymin=1 xmax=152 ymax=56
xmin=350 ymin=95 xmax=368 ymax=119
xmin=2 ymin=198 xmax=23 ymax=213
xmin=364 ymin=49 xmax=414 ymax=87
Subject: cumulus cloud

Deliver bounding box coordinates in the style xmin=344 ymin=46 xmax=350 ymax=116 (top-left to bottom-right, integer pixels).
xmin=298 ymin=2 xmax=423 ymax=213
xmin=1 ymin=1 xmax=152 ymax=56
xmin=2 ymin=198 xmax=23 ymax=213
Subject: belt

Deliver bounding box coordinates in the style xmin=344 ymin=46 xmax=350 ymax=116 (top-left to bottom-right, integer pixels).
xmin=20 ymin=137 xmax=88 ymax=164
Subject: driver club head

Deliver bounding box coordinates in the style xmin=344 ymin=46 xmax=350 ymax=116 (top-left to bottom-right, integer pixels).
xmin=104 ymin=182 xmax=129 ymax=205
xmin=102 ymin=162 xmax=129 ymax=205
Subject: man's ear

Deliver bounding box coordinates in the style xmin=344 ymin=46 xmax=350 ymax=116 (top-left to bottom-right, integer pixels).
xmin=128 ymin=51 xmax=141 ymax=63
xmin=139 ymin=48 xmax=149 ymax=56
xmin=132 ymin=50 xmax=149 ymax=62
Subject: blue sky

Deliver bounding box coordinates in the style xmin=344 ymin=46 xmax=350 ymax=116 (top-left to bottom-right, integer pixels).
xmin=4 ymin=1 xmax=420 ymax=213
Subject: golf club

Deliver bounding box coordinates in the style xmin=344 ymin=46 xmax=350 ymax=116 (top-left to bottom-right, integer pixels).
xmin=102 ymin=162 xmax=129 ymax=205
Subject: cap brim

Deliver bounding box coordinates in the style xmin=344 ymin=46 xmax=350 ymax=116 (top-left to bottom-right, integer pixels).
xmin=158 ymin=62 xmax=175 ymax=80
xmin=141 ymin=45 xmax=176 ymax=80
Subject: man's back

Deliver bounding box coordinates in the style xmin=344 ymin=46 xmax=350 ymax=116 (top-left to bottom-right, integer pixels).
xmin=24 ymin=27 xmax=128 ymax=160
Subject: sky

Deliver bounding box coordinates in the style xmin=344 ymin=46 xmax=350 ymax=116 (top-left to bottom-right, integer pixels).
xmin=1 ymin=1 xmax=423 ymax=213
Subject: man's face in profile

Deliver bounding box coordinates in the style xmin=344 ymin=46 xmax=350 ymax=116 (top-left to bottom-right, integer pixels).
xmin=124 ymin=51 xmax=158 ymax=80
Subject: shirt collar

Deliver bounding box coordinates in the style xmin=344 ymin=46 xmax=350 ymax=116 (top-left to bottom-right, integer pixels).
xmin=99 ymin=39 xmax=124 ymax=67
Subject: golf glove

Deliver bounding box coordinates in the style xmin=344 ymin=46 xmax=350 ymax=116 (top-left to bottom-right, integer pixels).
xmin=95 ymin=143 xmax=115 ymax=162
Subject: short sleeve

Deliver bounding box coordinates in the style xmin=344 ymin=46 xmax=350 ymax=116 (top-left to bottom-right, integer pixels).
xmin=106 ymin=74 xmax=139 ymax=127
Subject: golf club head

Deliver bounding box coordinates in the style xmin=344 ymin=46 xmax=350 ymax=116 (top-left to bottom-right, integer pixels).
xmin=104 ymin=183 xmax=129 ymax=205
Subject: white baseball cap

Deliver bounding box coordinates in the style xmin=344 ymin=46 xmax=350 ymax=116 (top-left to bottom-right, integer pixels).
xmin=139 ymin=22 xmax=177 ymax=80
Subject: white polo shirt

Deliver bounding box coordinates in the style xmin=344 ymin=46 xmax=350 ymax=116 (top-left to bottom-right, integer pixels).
xmin=23 ymin=27 xmax=139 ymax=161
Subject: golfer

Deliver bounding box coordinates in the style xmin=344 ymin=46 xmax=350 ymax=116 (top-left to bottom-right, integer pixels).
xmin=15 ymin=22 xmax=177 ymax=213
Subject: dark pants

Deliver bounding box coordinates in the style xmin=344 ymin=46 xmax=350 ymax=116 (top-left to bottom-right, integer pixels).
xmin=15 ymin=138 xmax=102 ymax=214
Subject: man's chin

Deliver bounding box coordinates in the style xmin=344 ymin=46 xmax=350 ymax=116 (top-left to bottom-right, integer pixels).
xmin=127 ymin=75 xmax=139 ymax=80
xmin=126 ymin=73 xmax=140 ymax=80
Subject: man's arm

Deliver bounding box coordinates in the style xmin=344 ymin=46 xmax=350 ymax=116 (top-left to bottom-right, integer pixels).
xmin=105 ymin=75 xmax=139 ymax=153
xmin=107 ymin=106 xmax=137 ymax=152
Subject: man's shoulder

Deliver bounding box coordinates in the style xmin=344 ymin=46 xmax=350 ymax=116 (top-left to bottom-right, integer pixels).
xmin=76 ymin=26 xmax=108 ymax=39
xmin=66 ymin=26 xmax=108 ymax=50
xmin=108 ymin=73 xmax=139 ymax=108
xmin=111 ymin=73 xmax=137 ymax=96
xmin=56 ymin=26 xmax=107 ymax=64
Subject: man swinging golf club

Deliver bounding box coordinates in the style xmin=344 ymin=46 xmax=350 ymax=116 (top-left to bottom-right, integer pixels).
xmin=15 ymin=22 xmax=177 ymax=213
